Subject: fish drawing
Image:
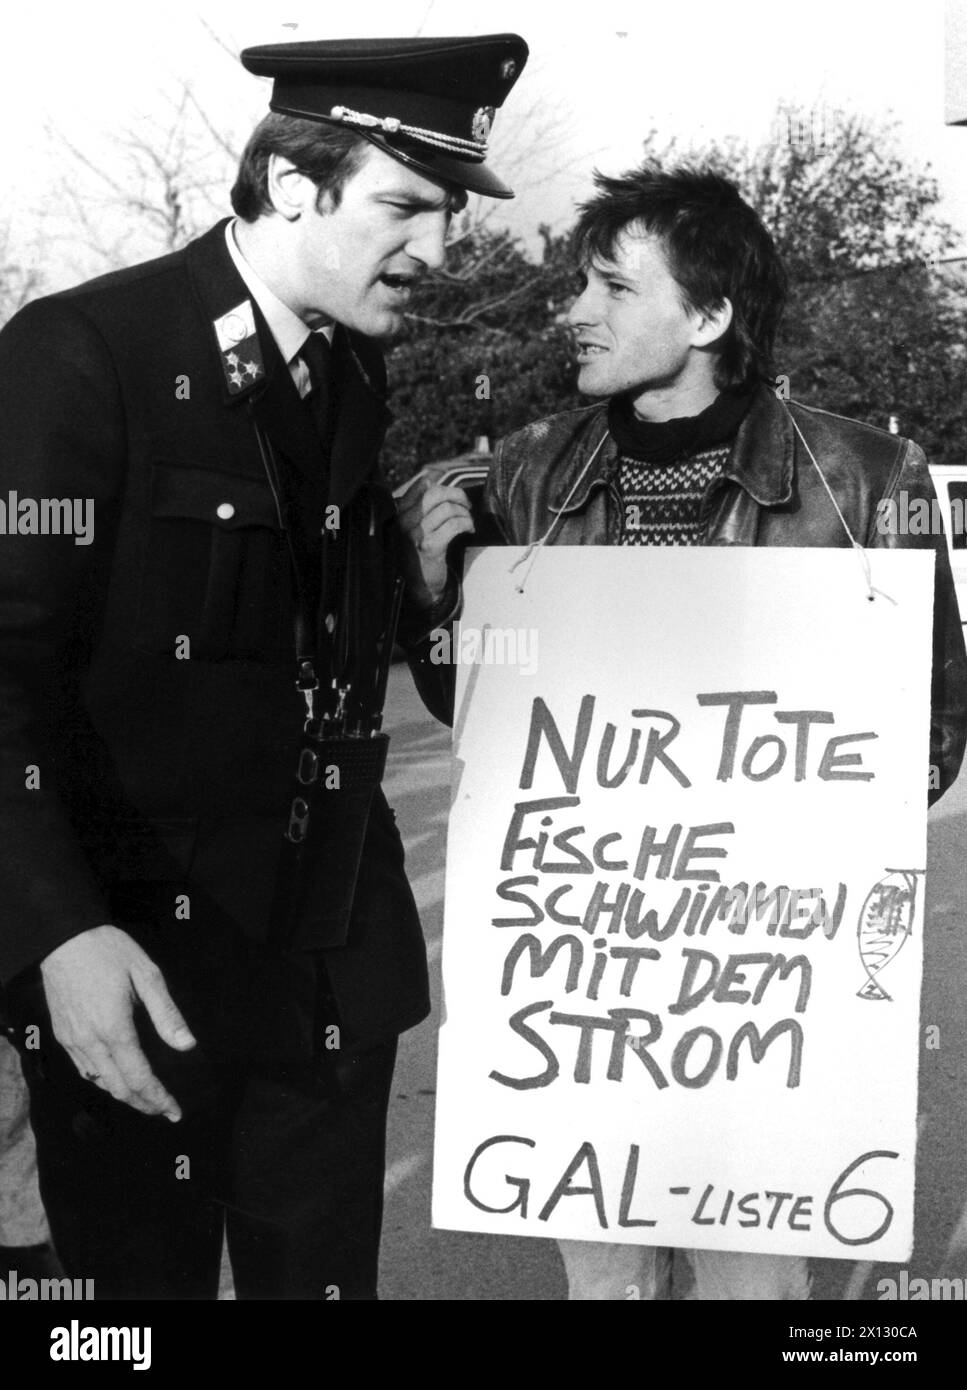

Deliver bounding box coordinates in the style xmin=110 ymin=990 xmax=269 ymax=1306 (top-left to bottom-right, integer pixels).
xmin=856 ymin=869 xmax=923 ymax=1001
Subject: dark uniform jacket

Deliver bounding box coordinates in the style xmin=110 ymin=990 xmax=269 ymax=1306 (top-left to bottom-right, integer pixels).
xmin=0 ymin=219 xmax=444 ymax=1047
xmin=483 ymin=389 xmax=967 ymax=803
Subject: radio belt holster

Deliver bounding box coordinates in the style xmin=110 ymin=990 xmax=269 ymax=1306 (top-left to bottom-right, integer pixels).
xmin=251 ymin=410 xmax=402 ymax=957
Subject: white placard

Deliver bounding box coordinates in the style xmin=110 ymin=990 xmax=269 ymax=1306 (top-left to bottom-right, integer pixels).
xmin=432 ymin=547 xmax=933 ymax=1262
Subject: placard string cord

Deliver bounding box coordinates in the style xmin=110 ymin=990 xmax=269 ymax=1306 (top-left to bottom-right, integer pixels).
xmin=510 ymin=431 xmax=609 ymax=593
xmin=783 ymin=404 xmax=896 ymax=606
xmin=509 ymin=407 xmax=895 ymax=604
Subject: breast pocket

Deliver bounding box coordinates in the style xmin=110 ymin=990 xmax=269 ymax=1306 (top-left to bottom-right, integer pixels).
xmin=137 ymin=463 xmax=289 ymax=661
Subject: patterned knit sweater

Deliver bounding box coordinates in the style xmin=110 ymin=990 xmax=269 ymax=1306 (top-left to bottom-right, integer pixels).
xmin=617 ymin=443 xmax=732 ymax=545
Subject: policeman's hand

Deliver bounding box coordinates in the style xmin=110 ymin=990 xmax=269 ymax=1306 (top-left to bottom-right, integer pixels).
xmin=40 ymin=925 xmax=196 ymax=1122
xmin=396 ymin=479 xmax=474 ymax=605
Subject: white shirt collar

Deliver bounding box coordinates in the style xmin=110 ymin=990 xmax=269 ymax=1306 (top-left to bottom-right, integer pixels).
xmin=224 ymin=220 xmax=334 ymax=369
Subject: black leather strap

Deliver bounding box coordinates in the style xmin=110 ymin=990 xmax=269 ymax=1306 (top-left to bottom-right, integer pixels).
xmin=249 ymin=404 xmax=322 ymax=711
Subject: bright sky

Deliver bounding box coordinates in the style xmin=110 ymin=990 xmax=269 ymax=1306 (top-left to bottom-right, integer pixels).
xmin=4 ymin=0 xmax=967 ymax=277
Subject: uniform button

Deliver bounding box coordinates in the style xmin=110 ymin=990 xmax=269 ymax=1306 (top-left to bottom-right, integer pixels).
xmin=216 ymin=502 xmax=235 ymax=521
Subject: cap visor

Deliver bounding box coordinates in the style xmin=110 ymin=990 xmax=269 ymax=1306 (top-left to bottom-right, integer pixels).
xmin=360 ymin=131 xmax=515 ymax=198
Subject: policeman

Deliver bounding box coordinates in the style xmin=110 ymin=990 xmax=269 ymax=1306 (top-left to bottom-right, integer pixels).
xmin=0 ymin=33 xmax=526 ymax=1300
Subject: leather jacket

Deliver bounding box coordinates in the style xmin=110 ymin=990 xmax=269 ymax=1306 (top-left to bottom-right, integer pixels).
xmin=483 ymin=385 xmax=967 ymax=804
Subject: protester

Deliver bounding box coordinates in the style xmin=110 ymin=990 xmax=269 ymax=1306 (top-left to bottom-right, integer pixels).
xmin=399 ymin=162 xmax=967 ymax=1299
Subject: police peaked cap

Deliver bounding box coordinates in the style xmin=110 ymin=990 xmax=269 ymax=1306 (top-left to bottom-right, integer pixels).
xmin=240 ymin=34 xmax=529 ymax=199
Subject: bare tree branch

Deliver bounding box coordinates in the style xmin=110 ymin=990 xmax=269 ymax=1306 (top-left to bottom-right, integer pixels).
xmin=180 ymin=83 xmax=242 ymax=164
xmin=197 ymin=17 xmax=240 ymax=64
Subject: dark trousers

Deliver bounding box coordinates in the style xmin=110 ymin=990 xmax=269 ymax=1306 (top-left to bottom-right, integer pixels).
xmin=9 ymin=980 xmax=397 ymax=1301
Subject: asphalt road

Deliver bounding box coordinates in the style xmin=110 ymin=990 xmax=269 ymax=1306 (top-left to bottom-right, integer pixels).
xmin=378 ymin=662 xmax=967 ymax=1302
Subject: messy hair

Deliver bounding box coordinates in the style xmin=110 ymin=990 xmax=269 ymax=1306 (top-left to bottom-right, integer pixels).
xmin=573 ymin=163 xmax=788 ymax=389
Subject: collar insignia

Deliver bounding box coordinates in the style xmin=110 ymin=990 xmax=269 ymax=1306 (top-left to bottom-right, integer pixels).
xmin=212 ymin=299 xmax=264 ymax=395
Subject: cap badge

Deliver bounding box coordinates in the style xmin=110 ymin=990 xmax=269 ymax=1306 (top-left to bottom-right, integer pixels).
xmin=499 ymin=58 xmax=518 ymax=80
xmin=472 ymin=106 xmax=495 ymax=142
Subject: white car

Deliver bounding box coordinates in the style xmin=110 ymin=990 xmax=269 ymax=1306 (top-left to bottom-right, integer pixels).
xmin=928 ymin=464 xmax=967 ymax=626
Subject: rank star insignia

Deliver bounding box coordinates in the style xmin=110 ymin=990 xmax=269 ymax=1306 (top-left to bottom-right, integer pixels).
xmin=221 ymin=343 xmax=264 ymax=394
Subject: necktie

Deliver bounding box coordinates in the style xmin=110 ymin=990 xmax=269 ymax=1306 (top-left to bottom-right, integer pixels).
xmin=299 ymin=331 xmax=334 ymax=448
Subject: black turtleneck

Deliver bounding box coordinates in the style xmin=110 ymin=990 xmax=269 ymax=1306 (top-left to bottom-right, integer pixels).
xmin=607 ymin=383 xmax=757 ymax=465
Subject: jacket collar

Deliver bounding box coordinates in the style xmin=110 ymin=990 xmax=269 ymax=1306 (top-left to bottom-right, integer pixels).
xmin=187 ymin=219 xmax=270 ymax=405
xmin=186 ymin=219 xmax=392 ymax=506
xmin=546 ymin=382 xmax=794 ymax=514
xmin=721 ymin=383 xmax=795 ymax=506
xmin=546 ymin=407 xmax=617 ymax=513
xmin=222 ymin=217 xmax=317 ymax=371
